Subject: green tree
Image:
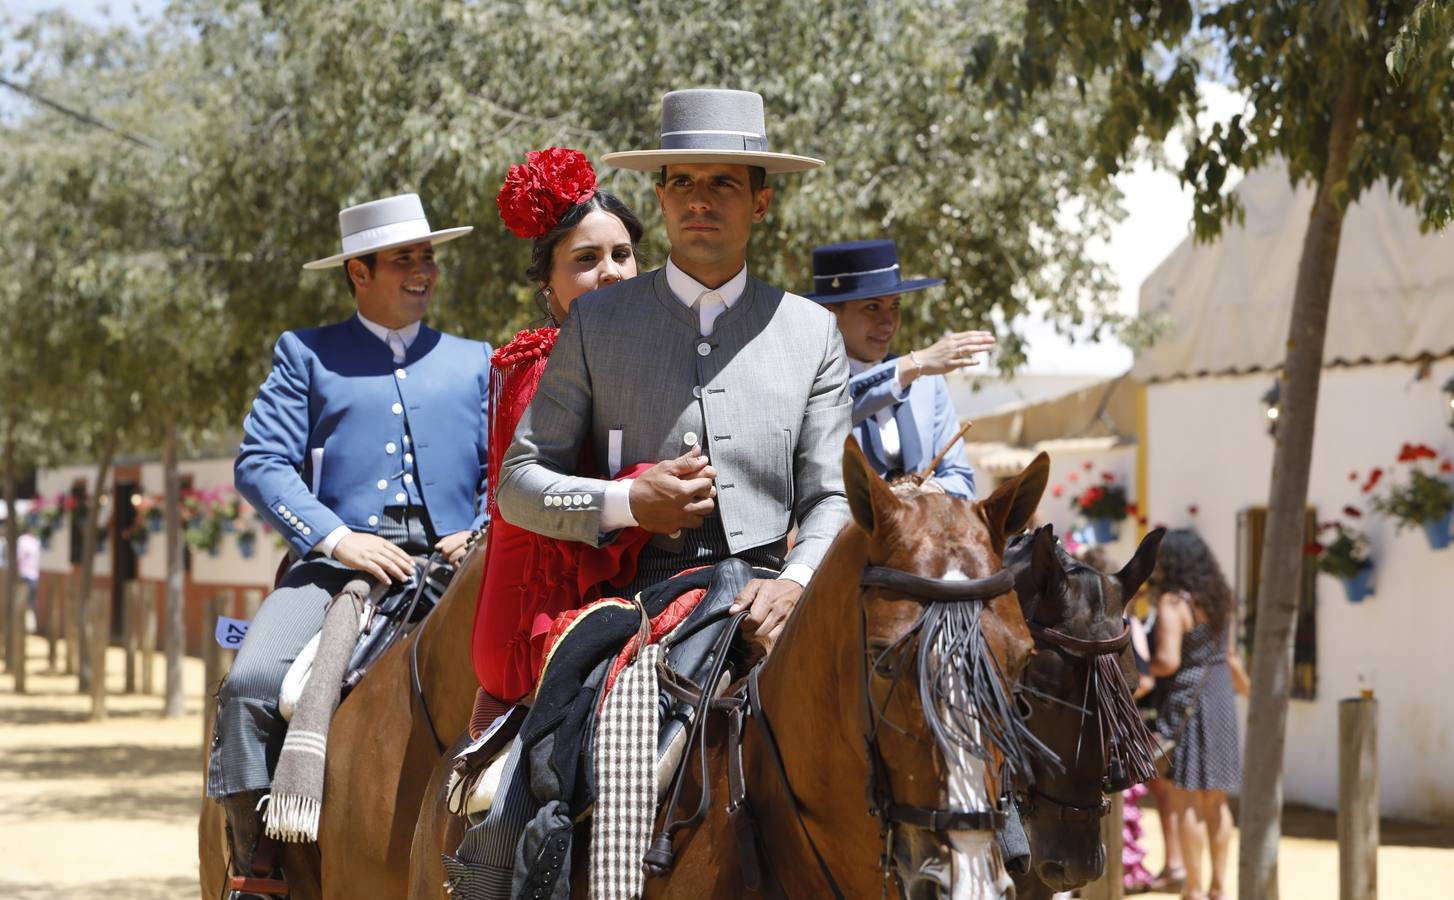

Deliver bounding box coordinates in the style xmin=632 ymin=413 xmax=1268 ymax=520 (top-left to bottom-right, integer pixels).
xmin=972 ymin=3 xmax=1454 ymax=896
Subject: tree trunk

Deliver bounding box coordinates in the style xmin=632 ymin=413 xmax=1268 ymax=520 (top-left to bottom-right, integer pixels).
xmin=2 ymin=428 xmax=23 ymax=693
xmin=163 ymin=419 xmax=186 ymax=717
xmin=1238 ymin=62 xmax=1364 ymax=900
xmin=85 ymin=440 xmax=117 ymax=719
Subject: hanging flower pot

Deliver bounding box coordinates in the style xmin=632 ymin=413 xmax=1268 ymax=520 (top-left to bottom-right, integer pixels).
xmin=237 ymin=531 xmax=257 ymax=560
xmin=1421 ymin=508 xmax=1453 ymax=550
xmin=1088 ymin=518 xmax=1119 ymax=544
xmin=1339 ymin=564 xmax=1376 ymax=604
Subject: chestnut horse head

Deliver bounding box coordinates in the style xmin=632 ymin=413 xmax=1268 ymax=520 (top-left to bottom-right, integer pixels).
xmin=1003 ymin=525 xmax=1163 ymax=892
xmin=753 ymin=441 xmax=1050 ymax=899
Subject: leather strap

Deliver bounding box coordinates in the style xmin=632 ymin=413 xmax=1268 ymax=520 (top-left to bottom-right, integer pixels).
xmin=1028 ymin=618 xmax=1131 ymax=657
xmin=227 ymin=875 xmax=289 ymax=896
xmin=884 ymin=803 xmax=1006 ymax=832
xmin=860 ymin=566 xmax=1014 ymax=605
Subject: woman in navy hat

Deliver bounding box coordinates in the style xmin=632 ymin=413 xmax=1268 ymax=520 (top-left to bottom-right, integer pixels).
xmin=808 ymin=239 xmax=993 ymax=498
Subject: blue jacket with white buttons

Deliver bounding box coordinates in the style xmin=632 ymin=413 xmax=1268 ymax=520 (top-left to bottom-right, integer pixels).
xmin=848 ymin=356 xmax=976 ymax=500
xmin=235 ymin=315 xmax=492 ymax=557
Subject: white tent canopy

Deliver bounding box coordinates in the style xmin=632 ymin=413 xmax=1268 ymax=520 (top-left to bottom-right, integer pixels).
xmin=1135 ymin=163 xmax=1454 ymax=382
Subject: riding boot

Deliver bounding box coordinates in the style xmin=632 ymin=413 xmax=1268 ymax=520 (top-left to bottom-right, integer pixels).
xmin=221 ymin=790 xmax=288 ymax=899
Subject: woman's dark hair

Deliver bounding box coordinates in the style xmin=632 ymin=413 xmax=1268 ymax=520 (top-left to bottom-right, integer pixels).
xmin=524 ymin=189 xmax=645 ymax=295
xmin=1151 ymin=528 xmax=1234 ymax=631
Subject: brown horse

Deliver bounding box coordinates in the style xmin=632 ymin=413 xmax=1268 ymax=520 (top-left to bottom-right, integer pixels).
xmin=199 ymin=542 xmax=484 ymax=899
xmin=1003 ymin=525 xmax=1164 ymax=896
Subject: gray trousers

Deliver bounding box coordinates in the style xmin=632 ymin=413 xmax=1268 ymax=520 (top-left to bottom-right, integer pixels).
xmin=444 ymin=740 xmax=538 ymax=899
xmin=205 ymin=508 xmax=433 ymax=798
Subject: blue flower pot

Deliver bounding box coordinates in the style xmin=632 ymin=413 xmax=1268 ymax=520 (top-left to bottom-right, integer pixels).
xmin=221 ymin=518 xmax=235 ymax=534
xmin=1421 ymin=510 xmax=1453 ymax=550
xmin=1088 ymin=518 xmax=1119 ymax=545
xmin=1340 ymin=566 xmax=1375 ymax=603
xmin=147 ymin=517 xmax=162 ymax=534
xmin=238 ymin=536 xmax=256 ymax=559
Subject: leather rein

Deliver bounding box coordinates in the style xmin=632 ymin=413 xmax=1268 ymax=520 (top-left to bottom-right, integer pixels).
xmin=1016 ymin=617 xmax=1133 ymax=821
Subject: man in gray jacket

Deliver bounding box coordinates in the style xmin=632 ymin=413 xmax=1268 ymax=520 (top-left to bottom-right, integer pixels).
xmin=441 ymin=88 xmax=850 ymax=900
xmin=497 ymin=88 xmax=851 ymax=655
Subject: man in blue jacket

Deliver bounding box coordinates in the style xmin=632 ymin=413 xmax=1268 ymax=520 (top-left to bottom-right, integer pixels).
xmin=807 ymin=239 xmax=993 ymax=499
xmin=209 ymin=193 xmax=490 ymax=897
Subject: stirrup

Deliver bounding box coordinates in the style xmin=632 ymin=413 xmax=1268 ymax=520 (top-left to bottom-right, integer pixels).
xmin=227 ymin=874 xmax=289 ymax=898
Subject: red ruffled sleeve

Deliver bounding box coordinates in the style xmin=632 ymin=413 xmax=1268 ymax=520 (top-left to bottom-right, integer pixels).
xmin=470 ymin=328 xmax=652 ymax=702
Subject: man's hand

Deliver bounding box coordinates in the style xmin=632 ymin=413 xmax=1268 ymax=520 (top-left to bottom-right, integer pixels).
xmin=435 ymin=530 xmax=474 ymax=565
xmin=899 ymin=330 xmax=997 ymax=383
xmin=729 ymin=578 xmax=805 ymax=660
xmin=627 ymin=446 xmax=718 ymax=534
xmin=333 ymin=532 xmax=415 ymax=583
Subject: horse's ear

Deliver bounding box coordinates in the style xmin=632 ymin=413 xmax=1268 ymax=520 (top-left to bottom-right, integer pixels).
xmin=1117 ymin=527 xmax=1165 ymax=600
xmin=980 ymin=451 xmax=1050 ymax=545
xmin=844 ymin=437 xmax=901 ymax=537
xmin=1013 ymin=523 xmax=1061 ymax=620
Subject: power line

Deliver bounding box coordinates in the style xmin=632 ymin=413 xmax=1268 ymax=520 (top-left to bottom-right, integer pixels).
xmin=0 ymin=75 xmax=166 ymax=154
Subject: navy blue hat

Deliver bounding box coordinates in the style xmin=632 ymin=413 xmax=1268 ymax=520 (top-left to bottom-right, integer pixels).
xmin=805 ymin=239 xmax=944 ymax=305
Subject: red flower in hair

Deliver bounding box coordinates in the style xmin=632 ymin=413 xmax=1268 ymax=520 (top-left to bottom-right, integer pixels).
xmin=1343 ymin=505 xmax=1362 ymax=518
xmin=496 ymin=148 xmax=598 ymax=240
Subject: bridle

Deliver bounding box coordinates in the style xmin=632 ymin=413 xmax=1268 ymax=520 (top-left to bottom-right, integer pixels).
xmin=1015 ymin=616 xmax=1136 ymax=821
xmin=645 ymin=560 xmax=1023 ymax=900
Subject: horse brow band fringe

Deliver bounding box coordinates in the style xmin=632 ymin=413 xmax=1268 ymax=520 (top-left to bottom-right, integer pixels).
xmin=261 ymin=791 xmax=322 ymax=843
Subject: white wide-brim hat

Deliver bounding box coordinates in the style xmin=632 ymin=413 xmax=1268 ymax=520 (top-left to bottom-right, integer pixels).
xmin=602 ymin=89 xmax=824 ymax=175
xmin=302 ymin=193 xmax=472 ymax=270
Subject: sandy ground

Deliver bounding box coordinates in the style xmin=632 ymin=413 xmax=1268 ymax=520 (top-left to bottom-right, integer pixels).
xmin=2 ymin=634 xmax=1452 ymax=899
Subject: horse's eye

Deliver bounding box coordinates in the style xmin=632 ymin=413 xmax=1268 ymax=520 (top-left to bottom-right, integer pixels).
xmin=869 ymin=646 xmax=903 ymax=678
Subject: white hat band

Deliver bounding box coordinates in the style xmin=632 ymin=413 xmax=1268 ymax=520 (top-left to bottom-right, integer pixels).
xmin=340 ymin=217 xmax=433 ymax=255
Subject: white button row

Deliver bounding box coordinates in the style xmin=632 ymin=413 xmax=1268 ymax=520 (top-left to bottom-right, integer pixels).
xmin=547 ymin=494 xmax=591 ymax=508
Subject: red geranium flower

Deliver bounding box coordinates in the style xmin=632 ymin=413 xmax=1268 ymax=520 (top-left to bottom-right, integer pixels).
xmin=1101 ymin=472 xmax=1115 ymax=483
xmin=1126 ymin=502 xmax=1139 ymax=516
xmin=1348 ymin=471 xmax=1359 ymax=482
xmin=1187 ymin=504 xmax=1199 ymax=515
xmin=1051 ymin=485 xmax=1064 ymax=498
xmin=1343 ymin=505 xmax=1362 ymax=518
xmin=1082 ymin=461 xmax=1094 ymax=471
xmin=1442 ymin=460 xmax=1453 ymax=474
xmin=1068 ymin=472 xmax=1079 ymax=483
xmin=1420 ymin=444 xmax=1440 ymax=460
xmin=1398 ymin=442 xmax=1416 ymax=463
xmin=496 ymin=147 xmax=598 ymax=239
xmin=1303 ymin=542 xmax=1324 ymax=557
xmin=1362 ymin=468 xmax=1383 ymax=493
xmin=1137 ymin=516 xmax=1149 ymax=527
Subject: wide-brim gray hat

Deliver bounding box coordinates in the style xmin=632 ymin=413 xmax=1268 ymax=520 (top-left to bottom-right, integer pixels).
xmin=602 ymin=88 xmax=824 ymax=175
xmin=303 ymin=193 xmax=472 ymax=270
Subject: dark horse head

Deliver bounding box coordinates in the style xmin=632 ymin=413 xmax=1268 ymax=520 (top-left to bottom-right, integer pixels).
xmin=1002 ymin=525 xmax=1164 ymax=892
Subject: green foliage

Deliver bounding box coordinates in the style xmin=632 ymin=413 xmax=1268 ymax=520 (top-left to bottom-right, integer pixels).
xmin=1308 ymin=522 xmax=1372 ymax=580
xmin=972 ymin=1 xmax=1454 ymax=236
xmin=1370 ymin=467 xmax=1454 ymax=531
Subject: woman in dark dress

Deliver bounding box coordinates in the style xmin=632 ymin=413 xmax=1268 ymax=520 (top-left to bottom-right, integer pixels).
xmin=1149 ymin=529 xmax=1250 ymax=900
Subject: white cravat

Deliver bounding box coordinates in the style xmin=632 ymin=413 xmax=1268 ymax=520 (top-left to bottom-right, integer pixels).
xmin=849 ymin=357 xmax=906 ymax=470
xmin=665 ymin=257 xmax=746 ymax=335
xmin=355 ymin=312 xmax=420 ymax=362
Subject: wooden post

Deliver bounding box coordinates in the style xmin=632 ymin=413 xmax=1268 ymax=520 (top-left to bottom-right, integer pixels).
xmin=122 ymin=580 xmax=139 ymax=694
xmin=1339 ymin=694 xmax=1378 ymax=900
xmin=1082 ymin=791 xmax=1125 ymax=900
xmin=46 ymin=578 xmax=59 ymax=673
xmin=140 ymin=581 xmax=157 ymax=696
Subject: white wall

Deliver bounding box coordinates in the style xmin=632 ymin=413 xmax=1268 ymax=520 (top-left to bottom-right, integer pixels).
xmin=35 ymin=458 xmax=280 ymax=587
xmin=1147 ymin=359 xmax=1454 ymax=822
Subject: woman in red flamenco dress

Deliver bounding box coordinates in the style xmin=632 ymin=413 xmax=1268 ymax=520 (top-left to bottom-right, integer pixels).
xmin=470 ymin=148 xmax=651 ymax=709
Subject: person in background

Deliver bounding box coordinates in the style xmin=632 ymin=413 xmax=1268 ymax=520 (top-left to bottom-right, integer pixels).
xmin=805 ymin=239 xmax=992 ymax=498
xmin=17 ymin=526 xmax=41 ymax=633
xmin=1148 ymin=529 xmax=1249 ymax=900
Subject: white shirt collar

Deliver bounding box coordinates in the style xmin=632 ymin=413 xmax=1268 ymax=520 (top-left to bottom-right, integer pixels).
xmin=665 ymin=256 xmax=747 ymax=308
xmin=355 ymin=312 xmax=421 ymax=348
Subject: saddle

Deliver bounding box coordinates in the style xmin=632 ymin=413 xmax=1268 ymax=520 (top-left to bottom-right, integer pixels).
xmin=278 ymin=556 xmax=453 ymax=721
xmin=450 ymin=560 xmax=759 ymax=897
